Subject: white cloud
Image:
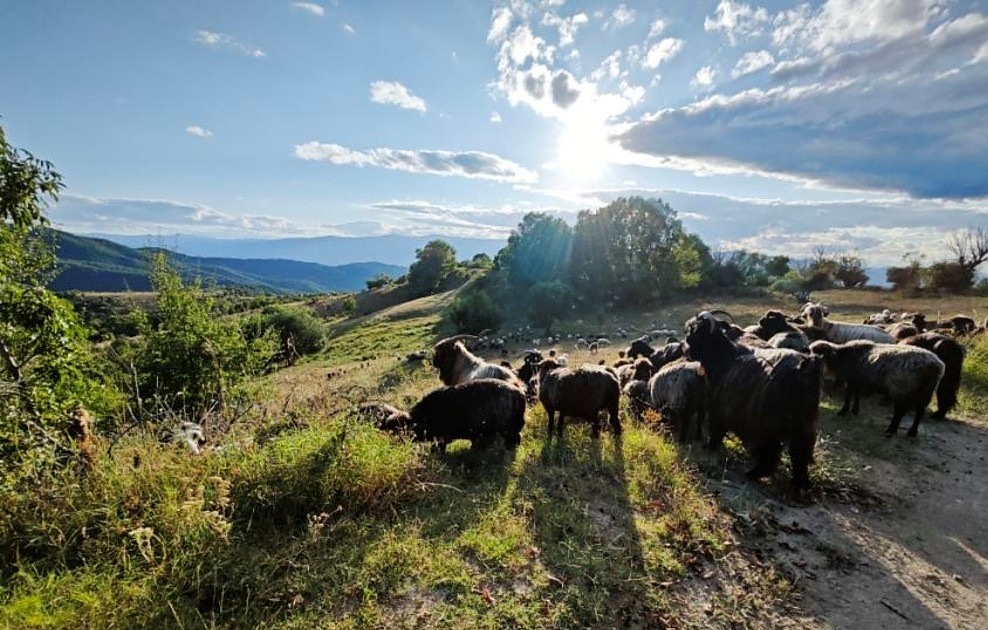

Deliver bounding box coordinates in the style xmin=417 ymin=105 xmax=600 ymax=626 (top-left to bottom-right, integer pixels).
xmin=774 ymin=0 xmax=941 ymax=52
xmin=50 ymin=194 xmax=317 ymax=237
xmin=488 ymin=6 xmax=514 ymax=42
xmin=294 ymin=142 xmax=539 ymax=184
xmin=643 ymin=38 xmax=683 ymax=69
xmin=607 ymin=4 xmax=637 ymax=29
xmin=732 ymin=49 xmax=774 ymax=77
xmin=490 ymin=112 xmax=503 ymax=123
xmin=185 ymin=125 xmax=213 ymax=138
xmin=704 ymin=0 xmax=770 ymax=45
xmin=342 ymin=23 xmax=355 ymax=34
xmin=691 ymin=65 xmax=717 ymax=88
xmin=648 ymin=19 xmax=667 ymax=39
xmin=369 ymin=81 xmax=427 ymax=112
xmin=292 ymin=2 xmax=324 ymax=17
xmin=195 ymin=30 xmax=266 ymax=58
xmin=541 ymin=11 xmax=588 ymax=46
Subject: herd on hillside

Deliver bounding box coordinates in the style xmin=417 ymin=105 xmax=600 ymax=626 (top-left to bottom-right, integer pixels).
xmin=359 ymin=303 xmax=979 ymax=497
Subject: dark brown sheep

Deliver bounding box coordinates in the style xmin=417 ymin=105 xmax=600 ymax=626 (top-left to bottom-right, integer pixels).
xmin=899 ymin=332 xmax=964 ymax=420
xmin=537 ymin=358 xmax=621 ymax=438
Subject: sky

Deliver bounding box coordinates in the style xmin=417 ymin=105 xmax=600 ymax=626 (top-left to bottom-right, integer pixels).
xmin=1 ymin=0 xmax=987 ymax=266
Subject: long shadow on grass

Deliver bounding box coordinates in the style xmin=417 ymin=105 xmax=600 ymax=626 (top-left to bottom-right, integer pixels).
xmin=512 ymin=424 xmax=654 ymax=627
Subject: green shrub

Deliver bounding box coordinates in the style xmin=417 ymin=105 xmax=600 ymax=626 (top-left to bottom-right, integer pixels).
xmin=253 ymin=305 xmax=326 ymax=357
xmin=445 ymin=286 xmax=505 ymax=332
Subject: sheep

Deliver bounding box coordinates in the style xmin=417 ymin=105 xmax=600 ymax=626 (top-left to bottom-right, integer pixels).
xmin=685 ymin=311 xmax=822 ymax=494
xmin=432 ymin=334 xmax=524 ymax=389
xmin=947 ymin=315 xmax=977 ymax=335
xmin=809 ymin=340 xmax=945 ymax=437
xmin=801 ymin=302 xmax=896 ymax=344
xmin=887 ymin=321 xmax=920 ymax=340
xmin=516 ymin=350 xmax=544 ymax=402
xmin=768 ymin=331 xmax=811 ymax=352
xmin=626 ymin=335 xmax=655 ymax=359
xmin=622 ymin=360 xmax=654 ymax=421
xmin=379 ymin=379 xmax=526 ymax=453
xmin=899 ymin=332 xmax=964 ymax=420
xmin=158 ymin=421 xmax=206 ymax=455
xmin=648 ymin=340 xmax=686 ymax=371
xmin=357 ymin=402 xmax=404 ymax=425
xmin=647 ymin=358 xmax=706 ymax=444
xmin=537 ymin=358 xmax=621 ymax=438
xmin=864 ymin=309 xmax=895 ymax=325
xmin=757 ymin=310 xmax=810 ymax=341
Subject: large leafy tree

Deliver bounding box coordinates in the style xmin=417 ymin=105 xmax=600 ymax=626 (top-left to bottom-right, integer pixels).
xmin=494 ymin=212 xmax=572 ymax=286
xmin=407 ymin=239 xmax=457 ymax=296
xmin=570 ymin=197 xmax=703 ymax=304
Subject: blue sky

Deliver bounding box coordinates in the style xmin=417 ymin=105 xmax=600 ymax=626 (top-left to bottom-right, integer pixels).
xmin=1 ymin=0 xmax=986 ymax=265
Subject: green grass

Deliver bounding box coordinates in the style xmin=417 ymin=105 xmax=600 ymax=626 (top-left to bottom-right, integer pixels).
xmin=6 ymin=288 xmax=987 ymax=628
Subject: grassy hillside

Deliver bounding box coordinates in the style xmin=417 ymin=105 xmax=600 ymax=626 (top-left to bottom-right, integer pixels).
xmin=49 ymin=230 xmax=405 ymax=293
xmin=2 ymin=288 xmax=986 ymax=628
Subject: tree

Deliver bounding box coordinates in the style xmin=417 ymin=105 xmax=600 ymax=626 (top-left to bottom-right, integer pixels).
xmin=1 ymin=126 xmax=120 ymax=487
xmin=570 ymin=197 xmax=701 ymax=304
xmin=365 ymin=274 xmax=393 ymax=290
xmin=494 ymin=212 xmax=572 ymax=286
xmin=445 ymin=286 xmax=505 ymax=332
xmin=526 ymin=281 xmax=573 ymax=335
xmin=834 ymin=253 xmax=869 ymax=288
xmin=886 ymin=252 xmax=925 ymax=294
xmin=944 ymin=227 xmax=988 ymax=290
xmin=464 ymin=253 xmax=493 ymax=269
xmin=407 ymin=240 xmax=456 ymax=296
xmin=765 ymin=255 xmax=791 ymax=278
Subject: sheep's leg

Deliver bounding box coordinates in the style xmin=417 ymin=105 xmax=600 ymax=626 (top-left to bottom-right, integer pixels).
xmin=788 ymin=431 xmax=815 ymax=495
xmin=608 ymin=402 xmax=622 ymax=435
xmin=746 ymin=440 xmax=782 ymax=480
xmin=556 ymin=415 xmax=566 ymax=437
xmin=546 ymin=409 xmax=556 ymax=436
xmin=503 ymin=430 xmax=522 ymax=449
xmin=837 ymin=385 xmax=854 ymax=416
xmin=884 ymin=402 xmax=907 ymax=437
xmin=930 ymin=385 xmax=947 ymax=420
xmin=676 ymin=412 xmax=691 ymax=444
xmin=906 ymin=404 xmax=926 ymax=437
xmin=851 ymin=385 xmax=861 ymax=415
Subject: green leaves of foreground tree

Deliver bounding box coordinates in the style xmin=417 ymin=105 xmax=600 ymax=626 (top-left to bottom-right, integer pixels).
xmin=408 ymin=240 xmax=457 ymax=297
xmin=0 ymin=126 xmax=118 ymax=489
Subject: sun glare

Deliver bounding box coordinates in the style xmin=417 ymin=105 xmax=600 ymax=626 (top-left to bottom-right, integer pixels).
xmin=555 ymin=111 xmax=613 ymax=184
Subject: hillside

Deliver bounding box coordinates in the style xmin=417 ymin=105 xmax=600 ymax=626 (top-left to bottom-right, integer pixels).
xmin=85 ymin=232 xmax=507 ymax=267
xmin=48 ymin=230 xmax=405 ymax=293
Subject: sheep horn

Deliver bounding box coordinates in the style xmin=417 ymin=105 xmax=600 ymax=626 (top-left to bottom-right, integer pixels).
xmin=707 ymin=309 xmax=735 ymax=323
xmin=442 ymin=334 xmax=478 ymax=344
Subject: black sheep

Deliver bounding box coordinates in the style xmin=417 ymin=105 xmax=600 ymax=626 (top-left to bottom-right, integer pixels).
xmin=380 ymin=379 xmax=526 ymax=453
xmin=537 ymin=358 xmax=621 ymax=438
xmin=686 ymin=311 xmax=822 ymax=494
xmin=899 ymin=332 xmax=964 ymax=420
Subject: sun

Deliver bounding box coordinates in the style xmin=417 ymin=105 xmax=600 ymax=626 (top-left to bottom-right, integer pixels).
xmin=555 ymin=110 xmax=613 ymax=183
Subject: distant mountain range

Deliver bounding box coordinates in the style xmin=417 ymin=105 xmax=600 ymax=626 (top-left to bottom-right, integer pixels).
xmin=49 ymin=230 xmax=406 ymax=294
xmin=84 ymin=233 xmax=508 ymax=268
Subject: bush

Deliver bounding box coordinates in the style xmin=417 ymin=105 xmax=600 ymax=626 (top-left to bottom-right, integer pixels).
xmin=445 ymin=286 xmax=506 ymax=332
xmin=526 ymin=280 xmax=573 ymax=335
xmin=247 ymin=305 xmax=325 ymax=358
xmin=341 ymin=296 xmax=357 ymax=316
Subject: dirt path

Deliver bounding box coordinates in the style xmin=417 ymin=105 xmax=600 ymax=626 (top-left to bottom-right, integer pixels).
xmin=703 ymin=410 xmax=988 ymax=629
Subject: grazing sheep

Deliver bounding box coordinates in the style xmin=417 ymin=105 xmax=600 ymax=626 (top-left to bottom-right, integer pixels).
xmin=647 ymin=358 xmax=706 ymax=444
xmin=380 ymin=379 xmax=526 ymax=453
xmin=623 ymin=378 xmax=652 ymax=422
xmin=537 ymin=358 xmax=621 ymax=438
xmin=648 ymin=340 xmax=686 ymax=371
xmin=809 ymin=340 xmax=944 ymax=437
xmin=516 ymin=350 xmax=544 ymax=402
xmin=357 ymin=402 xmax=404 ymax=425
xmin=801 ymin=302 xmax=896 ymax=344
xmin=432 ymin=334 xmax=524 ymax=389
xmin=948 ymin=315 xmax=977 ymax=335
xmin=888 ymin=321 xmax=920 ymax=340
xmin=686 ymin=311 xmax=822 ymax=494
xmin=899 ymin=332 xmax=964 ymax=420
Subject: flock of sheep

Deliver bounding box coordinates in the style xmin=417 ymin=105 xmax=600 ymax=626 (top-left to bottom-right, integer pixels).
xmin=363 ymin=302 xmax=971 ymax=498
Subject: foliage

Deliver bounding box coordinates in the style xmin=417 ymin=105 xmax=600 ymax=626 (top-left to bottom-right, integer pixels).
xmin=927 ymin=261 xmax=973 ymax=293
xmin=445 ymin=284 xmax=506 ymax=333
xmin=246 ymin=305 xmax=325 ymax=359
xmin=703 ymin=250 xmax=788 ymax=290
xmin=463 ymin=253 xmax=494 ymax=269
xmin=771 ymin=270 xmax=813 ymax=303
xmin=365 ymin=274 xmax=393 ymax=290
xmin=886 ymin=253 xmax=926 ymax=293
xmin=526 ymin=280 xmax=574 ymax=334
xmin=341 ymin=295 xmax=357 ymax=316
xmin=0 ymin=126 xmax=120 ymax=490
xmin=569 ymin=197 xmax=703 ymax=304
xmin=945 ymin=227 xmax=988 ymax=288
xmin=129 ymin=254 xmax=277 ymax=419
xmin=494 ymin=212 xmax=572 ymax=286
xmin=407 ymin=240 xmax=457 ymax=297
xmin=833 ymin=253 xmax=868 ymax=288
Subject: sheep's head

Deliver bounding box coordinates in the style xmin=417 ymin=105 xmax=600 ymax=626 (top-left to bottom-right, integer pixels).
xmin=758 ymin=310 xmax=790 ymax=333
xmin=801 ymin=302 xmax=829 ymax=328
xmin=522 ymin=349 xmax=544 ymax=365
xmin=379 ymin=410 xmax=413 ymax=434
xmin=432 ymin=335 xmax=476 ymax=385
xmin=536 ymin=357 xmax=561 ymax=376
xmin=632 ymin=358 xmax=653 ymax=381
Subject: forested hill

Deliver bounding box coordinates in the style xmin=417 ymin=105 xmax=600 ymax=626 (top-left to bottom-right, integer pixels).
xmin=48 ymin=230 xmax=405 ymax=294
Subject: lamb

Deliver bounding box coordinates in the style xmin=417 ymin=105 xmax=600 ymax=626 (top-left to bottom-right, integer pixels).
xmin=647 ymin=358 xmax=706 ymax=444
xmin=432 ymin=334 xmax=524 ymax=389
xmin=379 ymin=379 xmax=526 ymax=453
xmin=809 ymin=340 xmax=944 ymax=437
xmin=898 ymin=333 xmax=964 ymax=420
xmin=801 ymin=302 xmax=896 ymax=344
xmin=537 ymin=358 xmax=621 ymax=438
xmin=686 ymin=311 xmax=822 ymax=494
